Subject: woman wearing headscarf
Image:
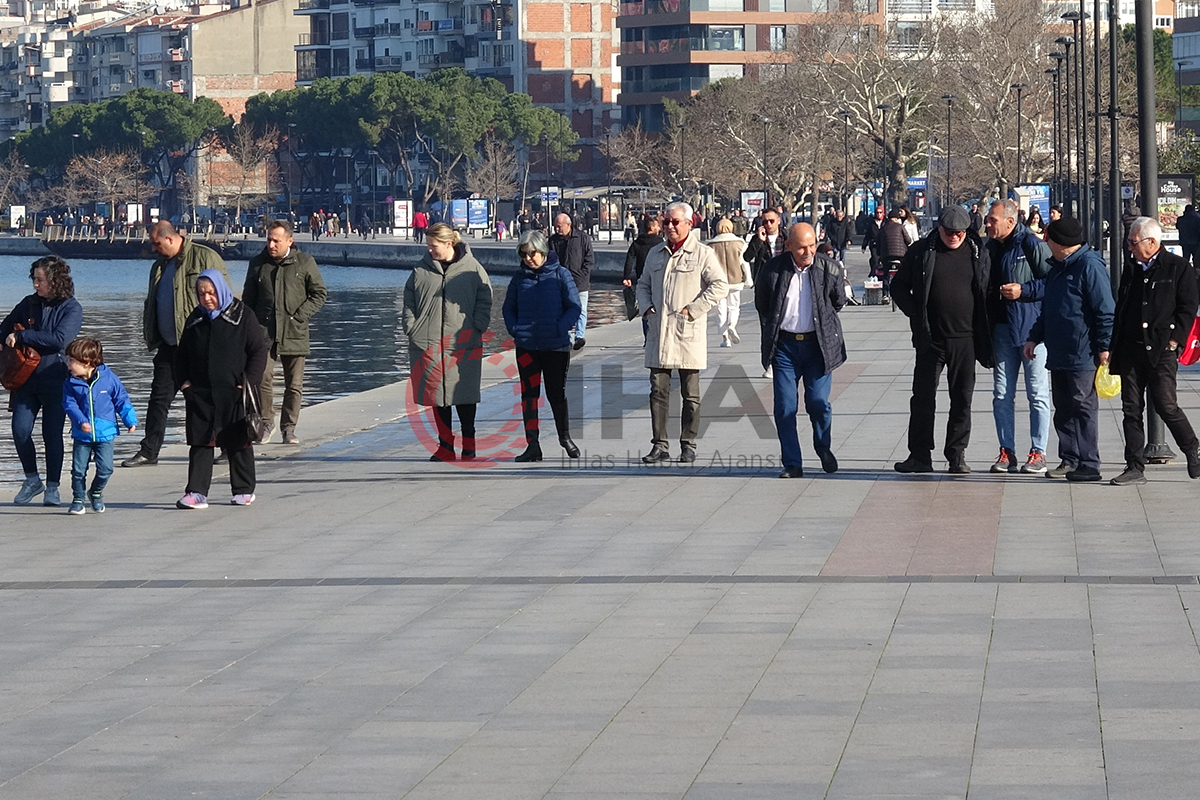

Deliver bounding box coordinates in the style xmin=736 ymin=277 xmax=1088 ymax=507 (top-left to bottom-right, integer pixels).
xmin=174 ymin=269 xmax=267 ymax=509
xmin=1 ymin=256 xmax=82 ymax=506
xmin=502 ymin=230 xmax=582 ymax=462
xmin=403 ymin=223 xmax=493 ymax=461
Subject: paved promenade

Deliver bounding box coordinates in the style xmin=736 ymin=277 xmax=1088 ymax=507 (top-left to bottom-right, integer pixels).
xmin=4 ymin=251 xmax=1200 ymax=799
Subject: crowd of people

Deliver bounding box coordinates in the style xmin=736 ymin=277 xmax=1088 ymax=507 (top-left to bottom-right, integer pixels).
xmin=3 ymin=195 xmax=1198 ymax=513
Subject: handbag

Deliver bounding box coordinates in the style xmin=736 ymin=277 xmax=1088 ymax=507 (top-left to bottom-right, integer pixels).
xmin=1180 ymin=315 xmax=1200 ymax=366
xmin=622 ymin=286 xmax=639 ymax=321
xmin=240 ymin=379 xmax=270 ymax=444
xmin=0 ymin=323 xmax=41 ymax=391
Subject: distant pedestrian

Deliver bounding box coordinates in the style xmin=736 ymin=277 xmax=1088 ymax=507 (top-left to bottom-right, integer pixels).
xmin=359 ymin=210 xmax=371 ymax=240
xmin=549 ymin=213 xmax=594 ymax=350
xmin=743 ymin=207 xmax=786 ymax=284
xmin=1023 ymin=217 xmax=1115 ymax=483
xmin=1176 ymin=204 xmax=1200 ymax=271
xmin=62 ymin=337 xmax=137 ymax=515
xmin=707 ymin=218 xmax=747 ymax=348
xmin=826 ymin=209 xmax=853 ymax=262
xmin=1107 ymin=217 xmax=1200 ymax=486
xmin=413 ymin=209 xmax=428 ymax=242
xmin=969 ymin=202 xmax=984 ymax=237
xmin=623 ymin=218 xmax=663 ymax=325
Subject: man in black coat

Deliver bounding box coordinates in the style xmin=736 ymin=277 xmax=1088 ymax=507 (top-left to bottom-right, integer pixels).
xmin=1108 ymin=216 xmax=1200 ymax=485
xmin=755 ymin=223 xmax=847 ymax=479
xmin=891 ymin=205 xmax=994 ymax=474
xmin=826 ymin=208 xmax=854 ymax=262
xmin=550 ymin=213 xmax=595 ymax=350
xmin=622 ymin=218 xmax=664 ymax=323
xmin=742 ymin=207 xmax=786 ymax=284
xmin=1177 ymin=204 xmax=1200 ymax=270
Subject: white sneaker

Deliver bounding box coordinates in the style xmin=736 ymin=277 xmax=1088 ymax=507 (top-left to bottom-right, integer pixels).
xmin=762 ymin=365 xmax=773 ymax=379
xmin=728 ymin=327 xmax=740 ymax=344
xmin=231 ymin=493 xmax=256 ymax=506
xmin=176 ymin=492 xmax=208 ymax=510
xmin=720 ymin=338 xmax=731 ymax=348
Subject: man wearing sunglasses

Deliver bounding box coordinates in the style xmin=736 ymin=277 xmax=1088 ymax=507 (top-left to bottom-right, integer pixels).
xmin=891 ymin=205 xmax=995 ymax=474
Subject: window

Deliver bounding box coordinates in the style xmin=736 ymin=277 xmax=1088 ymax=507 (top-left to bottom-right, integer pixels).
xmin=332 ymin=49 xmax=349 ymax=75
xmin=765 ymin=0 xmax=784 ymax=9
xmin=769 ymin=25 xmax=786 ymax=51
xmin=332 ymin=13 xmax=349 ymax=38
xmin=705 ymin=0 xmax=742 ymax=9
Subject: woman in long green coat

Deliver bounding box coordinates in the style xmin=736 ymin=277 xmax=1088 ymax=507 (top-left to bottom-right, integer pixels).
xmin=403 ymin=222 xmax=493 ymax=462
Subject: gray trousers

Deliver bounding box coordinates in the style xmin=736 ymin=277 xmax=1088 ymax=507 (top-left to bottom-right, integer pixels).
xmin=260 ymin=345 xmax=306 ymax=432
xmin=649 ymin=368 xmax=700 ymax=449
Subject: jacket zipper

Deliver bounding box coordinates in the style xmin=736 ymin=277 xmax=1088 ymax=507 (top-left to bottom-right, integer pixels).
xmin=87 ymin=379 xmax=96 ymax=442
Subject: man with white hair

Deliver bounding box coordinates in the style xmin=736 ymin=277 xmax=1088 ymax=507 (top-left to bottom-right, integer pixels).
xmin=986 ymin=198 xmax=1053 ymax=474
xmin=636 ymin=201 xmax=728 ymax=464
xmin=1107 ymin=216 xmax=1200 ymax=485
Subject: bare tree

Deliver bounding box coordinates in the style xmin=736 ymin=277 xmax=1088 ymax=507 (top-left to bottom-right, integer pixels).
xmin=0 ymin=150 xmax=29 ymax=211
xmin=219 ymin=123 xmax=279 ymax=219
xmin=66 ymin=150 xmax=147 ymax=213
xmin=465 ymin=135 xmax=518 ymax=203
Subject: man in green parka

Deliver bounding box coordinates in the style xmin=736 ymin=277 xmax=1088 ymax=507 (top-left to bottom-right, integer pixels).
xmin=123 ymin=221 xmax=230 ymax=467
xmin=242 ymin=219 xmax=327 ymax=444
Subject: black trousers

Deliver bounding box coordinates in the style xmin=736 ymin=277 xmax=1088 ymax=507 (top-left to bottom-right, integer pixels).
xmin=137 ymin=344 xmax=179 ymax=459
xmin=1120 ymin=355 xmax=1199 ymax=470
xmin=1051 ymin=369 xmax=1100 ymax=471
xmin=433 ymin=404 xmax=477 ymax=452
xmin=649 ymin=368 xmax=700 ymax=449
xmin=908 ymin=337 xmax=976 ymax=462
xmin=186 ymin=444 xmax=255 ymax=497
xmin=516 ymin=348 xmax=570 ymax=440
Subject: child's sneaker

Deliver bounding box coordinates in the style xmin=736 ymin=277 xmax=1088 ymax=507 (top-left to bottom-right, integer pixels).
xmin=14 ymin=477 xmax=44 ymax=505
xmin=67 ymin=499 xmax=86 ymax=515
xmin=176 ymin=492 xmax=208 ymax=510
xmin=230 ymin=493 xmax=256 ymax=506
xmin=88 ymin=492 xmax=105 ymax=513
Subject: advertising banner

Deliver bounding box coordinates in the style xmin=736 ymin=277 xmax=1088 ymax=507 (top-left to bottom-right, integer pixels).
xmin=450 ymin=198 xmax=469 ymax=228
xmin=739 ymin=190 xmax=766 ymax=215
xmin=1015 ymin=184 xmax=1051 ymax=220
xmin=392 ymin=199 xmax=412 ymax=237
xmin=1158 ymin=174 xmax=1193 ymax=239
xmin=8 ymin=205 xmax=24 ymax=229
xmin=467 ymin=198 xmax=489 ymax=228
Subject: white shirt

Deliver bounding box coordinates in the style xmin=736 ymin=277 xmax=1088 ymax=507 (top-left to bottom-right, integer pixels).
xmin=780 ymin=260 xmax=815 ymax=334
xmin=767 ymin=232 xmax=781 ymax=256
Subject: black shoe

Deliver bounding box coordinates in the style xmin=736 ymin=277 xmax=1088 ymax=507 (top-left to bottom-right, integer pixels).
xmin=514 ymin=441 xmax=543 ymax=462
xmin=894 ymin=456 xmax=933 ymax=474
xmin=818 ymin=451 xmax=838 ymax=474
xmin=678 ymin=447 xmax=697 ymax=464
xmin=642 ymin=445 xmax=670 ymax=464
xmin=1110 ymin=467 xmax=1147 ymax=486
xmin=121 ymin=453 xmax=157 ymax=467
xmin=461 ymin=431 xmax=476 ymax=460
xmin=573 ymin=338 xmax=586 ymax=351
xmin=214 ymin=450 xmax=228 ymax=465
xmin=559 ymin=435 xmax=581 ymax=459
xmin=778 ymin=466 xmax=804 ymax=478
xmin=429 ymin=447 xmax=455 ymax=462
xmin=1065 ymin=466 xmax=1102 ymax=482
xmin=948 ymin=460 xmax=971 ymax=475
xmin=1046 ymin=461 xmax=1075 ymax=479
xmin=1187 ymin=447 xmax=1200 ymax=480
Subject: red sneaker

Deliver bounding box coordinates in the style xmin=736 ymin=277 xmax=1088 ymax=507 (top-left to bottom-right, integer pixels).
xmin=1020 ymin=451 xmax=1048 ymax=475
xmin=990 ymin=448 xmax=1017 ymax=474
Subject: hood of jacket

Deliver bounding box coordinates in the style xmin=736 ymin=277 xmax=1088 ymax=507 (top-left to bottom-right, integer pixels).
xmin=520 ymin=250 xmax=562 ymax=277
xmin=633 ymin=232 xmax=663 ymax=248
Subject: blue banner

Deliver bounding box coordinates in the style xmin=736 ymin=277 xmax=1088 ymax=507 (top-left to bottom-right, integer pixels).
xmin=468 ymin=198 xmax=489 ymax=228
xmin=450 ymin=198 xmax=469 ymax=228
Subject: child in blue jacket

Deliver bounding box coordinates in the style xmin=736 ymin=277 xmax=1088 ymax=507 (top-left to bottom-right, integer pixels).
xmin=62 ymin=337 xmax=137 ymax=514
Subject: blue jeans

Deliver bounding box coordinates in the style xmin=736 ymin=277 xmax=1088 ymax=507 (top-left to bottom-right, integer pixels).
xmin=573 ymin=291 xmax=589 ymax=341
xmin=992 ymin=325 xmax=1050 ymax=454
xmin=10 ymin=373 xmax=66 ymax=483
xmin=772 ymin=335 xmax=833 ymax=470
xmin=71 ymin=440 xmax=114 ymax=500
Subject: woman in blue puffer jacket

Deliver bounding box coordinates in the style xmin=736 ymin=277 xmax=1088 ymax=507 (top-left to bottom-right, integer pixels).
xmin=502 ymin=230 xmax=582 ymax=463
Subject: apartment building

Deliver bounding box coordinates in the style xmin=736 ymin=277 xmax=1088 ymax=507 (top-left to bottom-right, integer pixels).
xmin=0 ymin=24 xmax=79 ymax=135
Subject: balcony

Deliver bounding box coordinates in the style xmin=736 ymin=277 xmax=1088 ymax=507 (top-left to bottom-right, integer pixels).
xmin=618 ymin=0 xmax=690 ymax=15
xmin=0 ymin=90 xmax=16 ymax=100
xmin=372 ymin=55 xmax=406 ymax=70
xmin=888 ymin=0 xmax=931 ymax=11
xmin=298 ymin=31 xmax=331 ymax=45
xmin=168 ymin=79 xmax=184 ymax=93
xmin=620 ymin=76 xmax=707 ymax=94
xmin=417 ymin=52 xmax=463 ymax=67
xmin=296 ymin=0 xmax=331 ymax=11
xmin=296 ymin=64 xmax=331 ymax=81
xmin=353 ymin=25 xmax=375 ymax=37
xmin=621 ymin=33 xmax=744 ymax=55
xmin=0 ymin=117 xmax=21 ymax=127
xmin=168 ymin=48 xmax=184 ymax=61
xmin=416 ymin=17 xmax=463 ymax=32
xmin=138 ymin=51 xmax=163 ymax=63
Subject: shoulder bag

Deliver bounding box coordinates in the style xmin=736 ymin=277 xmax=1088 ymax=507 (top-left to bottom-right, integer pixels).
xmin=0 ymin=323 xmax=41 ymax=391
xmin=240 ymin=379 xmax=270 ymax=444
xmin=1180 ymin=315 xmax=1200 ymax=366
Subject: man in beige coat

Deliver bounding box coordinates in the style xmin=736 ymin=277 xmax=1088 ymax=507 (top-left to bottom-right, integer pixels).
xmin=636 ymin=202 xmax=729 ymax=463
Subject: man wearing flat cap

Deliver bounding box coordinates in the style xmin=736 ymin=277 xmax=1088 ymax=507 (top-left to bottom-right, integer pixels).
xmin=1023 ymin=217 xmax=1115 ymax=482
xmin=891 ymin=205 xmax=994 ymax=474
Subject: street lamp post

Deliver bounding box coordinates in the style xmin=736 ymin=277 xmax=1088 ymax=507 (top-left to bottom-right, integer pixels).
xmin=1177 ymin=59 xmax=1193 ymax=136
xmin=941 ymin=94 xmax=954 ymax=205
xmin=1055 ymin=36 xmax=1075 ymax=216
xmin=1108 ymin=0 xmax=1122 ymax=292
xmin=1063 ymin=11 xmax=1089 ymax=238
xmin=876 ymin=103 xmax=892 ymax=208
xmin=838 ymin=108 xmax=851 ymax=213
xmin=604 ymin=132 xmax=612 ymax=243
xmin=287 ymin=122 xmax=298 ymax=212
xmin=1010 ymin=83 xmax=1028 ymax=189
xmin=369 ymin=149 xmax=378 ymax=239
xmin=1093 ymin=0 xmax=1103 ymax=249
xmin=1047 ymin=63 xmax=1062 ymax=205
xmin=761 ymin=116 xmax=771 ymax=213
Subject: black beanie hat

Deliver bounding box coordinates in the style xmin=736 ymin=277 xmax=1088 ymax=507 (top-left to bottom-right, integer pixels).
xmin=1046 ymin=217 xmax=1085 ymax=247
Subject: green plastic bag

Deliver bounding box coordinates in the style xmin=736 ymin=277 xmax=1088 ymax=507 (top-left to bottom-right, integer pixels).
xmin=1095 ymin=363 xmax=1121 ymax=399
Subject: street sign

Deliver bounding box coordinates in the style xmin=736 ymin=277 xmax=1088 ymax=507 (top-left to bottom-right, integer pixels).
xmin=540 ymin=186 xmax=560 ymax=204
xmin=907 ymin=175 xmax=927 ymax=190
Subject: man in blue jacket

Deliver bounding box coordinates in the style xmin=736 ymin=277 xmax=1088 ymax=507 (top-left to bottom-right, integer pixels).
xmin=986 ymin=199 xmax=1053 ymax=474
xmin=1023 ymin=217 xmax=1115 ymax=482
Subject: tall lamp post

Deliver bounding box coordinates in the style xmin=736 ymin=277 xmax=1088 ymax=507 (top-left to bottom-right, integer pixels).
xmin=1010 ymin=83 xmax=1028 ymax=189
xmin=604 ymin=131 xmax=612 ymax=243
xmin=1092 ymin=0 xmax=1103 ymax=249
xmin=287 ymin=122 xmax=298 ymax=213
xmin=761 ymin=116 xmax=771 ymax=213
xmin=838 ymin=108 xmax=851 ymax=213
xmin=876 ymin=103 xmax=892 ymax=208
xmin=1063 ymin=11 xmax=1089 ymax=240
xmin=941 ymin=94 xmax=954 ymax=205
xmin=1055 ymin=36 xmax=1075 ymax=216
xmin=1107 ymin=0 xmax=1121 ymax=291
xmin=1176 ymin=59 xmax=1193 ymax=136
xmin=1046 ymin=63 xmax=1062 ymax=205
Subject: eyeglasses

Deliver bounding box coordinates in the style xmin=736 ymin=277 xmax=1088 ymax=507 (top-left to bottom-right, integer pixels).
xmin=664 ymin=218 xmax=688 ymax=226
xmin=519 ymin=250 xmax=538 ymax=258
xmin=1127 ymin=237 xmax=1152 ymax=247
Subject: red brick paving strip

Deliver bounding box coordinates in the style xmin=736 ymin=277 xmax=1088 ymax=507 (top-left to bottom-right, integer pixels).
xmin=821 ymin=479 xmax=1002 ymax=576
